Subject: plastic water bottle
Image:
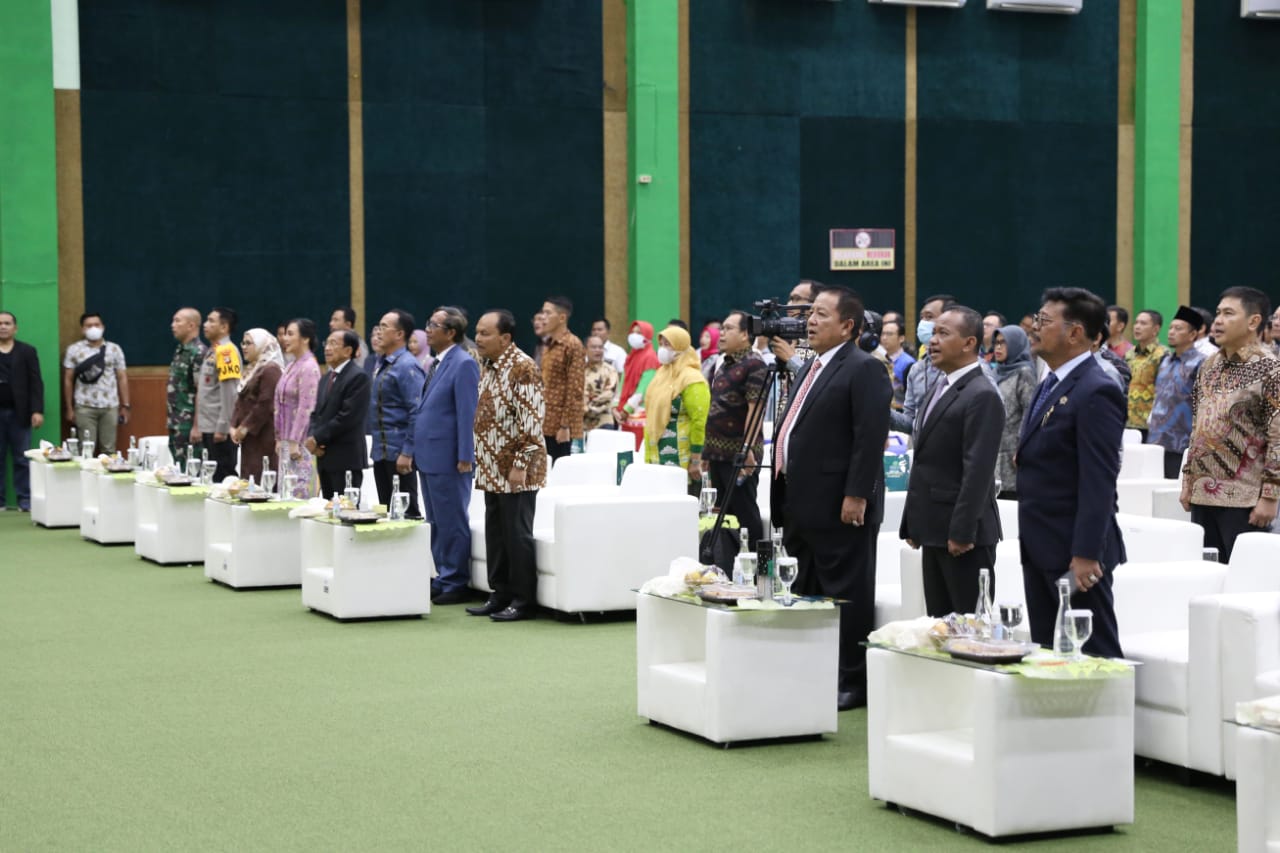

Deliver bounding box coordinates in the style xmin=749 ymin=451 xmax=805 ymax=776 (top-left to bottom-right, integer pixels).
xmin=974 ymin=568 xmax=995 ymax=639
xmin=732 ymin=528 xmax=750 ymax=586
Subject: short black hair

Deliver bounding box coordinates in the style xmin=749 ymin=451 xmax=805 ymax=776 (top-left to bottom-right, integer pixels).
xmin=289 ymin=318 xmax=318 ymax=351
xmin=434 ymin=305 xmax=467 ymax=342
xmin=1107 ymin=305 xmax=1129 ymax=328
xmin=817 ymin=285 xmax=865 ymax=331
xmin=335 ymin=306 xmax=356 ymax=326
xmin=881 ymin=319 xmax=902 ymax=338
xmin=485 ymin=309 xmax=516 ymax=337
xmin=210 ymin=307 xmax=237 ymax=335
xmin=666 ymin=318 xmax=689 ymax=332
xmin=793 ymin=280 xmax=823 ymax=301
xmin=1138 ymin=309 xmax=1164 ymax=327
xmin=0 ymin=311 xmax=15 ymax=324
xmin=384 ymin=309 xmax=415 ymax=337
xmin=592 ymin=316 xmax=611 ymax=331
xmin=983 ymin=310 xmax=1007 ymax=326
xmin=545 ymin=296 xmax=573 ymax=317
xmin=339 ymin=329 xmax=360 ymax=356
xmin=1220 ymin=286 xmax=1272 ymax=327
xmin=724 ymin=310 xmax=750 ymax=330
xmin=943 ymin=305 xmax=984 ymax=345
xmin=921 ymin=293 xmax=956 ymax=311
xmin=79 ymin=312 xmax=102 ymax=326
xmin=1044 ymin=287 xmax=1109 ymax=343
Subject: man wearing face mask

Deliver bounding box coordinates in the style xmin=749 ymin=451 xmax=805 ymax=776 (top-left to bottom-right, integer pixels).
xmin=62 ymin=313 xmax=130 ymax=454
xmin=889 ymin=294 xmax=1000 ymax=435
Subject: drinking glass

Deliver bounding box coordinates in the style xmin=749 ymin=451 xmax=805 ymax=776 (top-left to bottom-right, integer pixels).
xmin=391 ymin=492 xmax=410 ymax=521
xmin=344 ymin=486 xmax=362 ymax=511
xmin=261 ymin=470 xmax=276 ymax=496
xmin=127 ymin=448 xmax=141 ymax=468
xmin=776 ymin=556 xmax=799 ymax=606
xmin=282 ymin=473 xmax=298 ymax=500
xmin=200 ymin=460 xmax=217 ymax=486
xmin=82 ymin=440 xmax=95 ymax=460
xmin=66 ymin=437 xmax=80 ymax=457
xmin=1065 ymin=609 xmax=1093 ymax=661
xmin=186 ymin=457 xmax=202 ymax=479
xmin=698 ymin=486 xmax=717 ymax=517
xmin=997 ymin=601 xmax=1025 ymax=642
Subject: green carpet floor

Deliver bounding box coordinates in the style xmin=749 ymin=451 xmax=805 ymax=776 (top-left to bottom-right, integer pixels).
xmin=0 ymin=512 xmax=1237 ymax=851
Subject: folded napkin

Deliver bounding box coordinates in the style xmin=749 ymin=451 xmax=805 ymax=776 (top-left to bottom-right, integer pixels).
xmin=1237 ymin=695 xmax=1280 ymax=730
xmin=867 ymin=616 xmax=942 ymax=650
xmin=289 ymin=498 xmax=331 ymax=519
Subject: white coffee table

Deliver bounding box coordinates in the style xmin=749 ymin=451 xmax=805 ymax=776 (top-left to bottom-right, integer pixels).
xmin=204 ymin=498 xmax=305 ymax=588
xmin=80 ymin=469 xmax=137 ymax=544
xmin=867 ymin=646 xmax=1135 ymax=838
xmin=133 ymin=480 xmax=208 ymax=565
xmin=635 ymin=591 xmax=840 ymax=745
xmin=299 ymin=517 xmax=433 ymax=620
xmin=1236 ymin=698 xmax=1280 ymax=853
xmin=30 ymin=458 xmax=82 ymax=528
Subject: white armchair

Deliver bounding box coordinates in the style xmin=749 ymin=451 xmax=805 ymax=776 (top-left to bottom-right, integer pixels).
xmin=535 ymin=489 xmax=699 ymax=614
xmin=1114 ymin=532 xmax=1280 ymax=777
xmin=585 ymin=428 xmax=639 ymax=456
xmin=1219 ymin=591 xmax=1280 ymax=779
xmin=1119 ymin=443 xmax=1165 ymax=480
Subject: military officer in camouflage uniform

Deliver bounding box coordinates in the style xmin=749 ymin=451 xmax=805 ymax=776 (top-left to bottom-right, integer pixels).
xmin=167 ymin=307 xmax=204 ymax=466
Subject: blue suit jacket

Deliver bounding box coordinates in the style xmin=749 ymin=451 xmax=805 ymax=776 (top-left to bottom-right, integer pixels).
xmin=401 ymin=346 xmax=480 ymax=475
xmin=1015 ymin=355 xmax=1127 ymax=574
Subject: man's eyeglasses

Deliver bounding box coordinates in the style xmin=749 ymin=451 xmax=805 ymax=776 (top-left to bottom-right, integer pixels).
xmin=426 ymin=322 xmax=444 ymax=331
xmin=1031 ymin=312 xmax=1081 ymax=330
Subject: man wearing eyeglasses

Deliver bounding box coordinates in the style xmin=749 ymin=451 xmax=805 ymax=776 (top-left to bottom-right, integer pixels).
xmin=1017 ymin=288 xmax=1126 ymax=659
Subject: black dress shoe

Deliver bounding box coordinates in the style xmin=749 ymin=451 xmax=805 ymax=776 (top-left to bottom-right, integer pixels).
xmin=489 ymin=605 xmax=536 ymax=622
xmin=432 ymin=590 xmax=470 ymax=605
xmin=837 ymin=689 xmax=867 ymax=712
xmin=466 ymin=597 xmax=508 ymax=616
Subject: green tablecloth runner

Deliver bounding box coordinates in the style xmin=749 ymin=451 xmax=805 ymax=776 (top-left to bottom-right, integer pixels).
xmin=38 ymin=459 xmax=82 ymax=470
xmin=310 ymin=516 xmax=424 ymax=536
xmin=105 ymin=471 xmax=138 ymax=481
xmin=139 ymin=480 xmax=211 ymax=499
xmin=208 ymin=496 xmax=305 ymax=513
xmin=870 ymin=642 xmax=1133 ymax=681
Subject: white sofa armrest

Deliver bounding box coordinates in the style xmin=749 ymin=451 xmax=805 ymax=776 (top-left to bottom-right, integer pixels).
xmin=1112 ymin=561 xmax=1227 ymax=635
xmin=1221 ymin=592 xmax=1280 ymax=717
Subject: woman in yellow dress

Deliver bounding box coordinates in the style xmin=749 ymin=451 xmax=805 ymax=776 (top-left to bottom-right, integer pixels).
xmin=642 ymin=325 xmax=710 ymax=486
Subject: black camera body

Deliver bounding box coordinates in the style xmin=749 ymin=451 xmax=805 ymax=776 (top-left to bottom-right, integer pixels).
xmin=746 ymin=298 xmax=810 ymax=341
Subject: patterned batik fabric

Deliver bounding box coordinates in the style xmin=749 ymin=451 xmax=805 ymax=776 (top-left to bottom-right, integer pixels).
xmin=1147 ymin=347 xmax=1205 ymax=454
xmin=1186 ymin=342 xmax=1280 ymax=506
xmin=1125 ymin=342 xmax=1167 ymax=429
xmin=474 ymin=344 xmax=547 ymax=494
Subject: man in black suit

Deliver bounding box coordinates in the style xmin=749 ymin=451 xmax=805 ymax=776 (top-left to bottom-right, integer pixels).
xmin=0 ymin=311 xmax=45 ymax=511
xmin=1018 ymin=288 xmax=1126 ymax=658
xmin=772 ymin=285 xmax=891 ymax=711
xmin=305 ymin=330 xmax=372 ymax=500
xmin=900 ymin=306 xmax=1005 ymax=616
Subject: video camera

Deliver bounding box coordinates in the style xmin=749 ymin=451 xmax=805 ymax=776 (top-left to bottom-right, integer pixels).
xmin=745 ymin=298 xmax=810 ymax=342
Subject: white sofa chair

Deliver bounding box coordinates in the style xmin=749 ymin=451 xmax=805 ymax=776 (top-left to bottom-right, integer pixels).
xmin=1113 ymin=532 xmax=1280 ymax=777
xmin=1218 ymin=592 xmax=1280 ymax=780
xmin=1234 ymin=718 xmax=1280 ymax=853
xmin=1120 ymin=443 xmax=1165 ymax=480
xmin=1123 ymin=428 xmax=1143 ymax=446
xmin=585 ymin=427 xmax=639 ymax=455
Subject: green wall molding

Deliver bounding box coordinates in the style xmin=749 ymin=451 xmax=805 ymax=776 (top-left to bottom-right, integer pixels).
xmin=626 ymin=0 xmax=680 ymax=329
xmin=1134 ymin=1 xmax=1182 ymax=326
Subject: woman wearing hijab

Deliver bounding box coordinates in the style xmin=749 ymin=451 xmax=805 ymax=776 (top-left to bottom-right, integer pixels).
xmin=990 ymin=324 xmax=1036 ymax=499
xmin=408 ymin=329 xmax=434 ymax=373
xmin=642 ymin=326 xmax=710 ymax=485
xmin=230 ymin=328 xmax=285 ymax=481
xmin=615 ymin=320 xmax=661 ymax=451
xmin=274 ymin=318 xmax=322 ymax=497
xmin=698 ymin=324 xmax=721 ymax=382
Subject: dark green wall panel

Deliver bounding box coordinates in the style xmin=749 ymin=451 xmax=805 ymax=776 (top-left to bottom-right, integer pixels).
xmin=690 ymin=0 xmax=907 ymax=326
xmin=916 ymin=3 xmax=1118 ymax=320
xmin=79 ymin=0 xmax=350 ymax=363
xmin=361 ymin=0 xmax=602 ymax=350
xmin=1190 ymin=3 xmax=1280 ymax=308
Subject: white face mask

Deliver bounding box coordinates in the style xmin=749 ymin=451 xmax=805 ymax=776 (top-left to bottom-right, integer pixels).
xmin=657 ymin=346 xmax=675 ymax=365
xmin=627 ymin=332 xmax=646 ymax=350
xmin=85 ymin=326 xmax=104 ymax=342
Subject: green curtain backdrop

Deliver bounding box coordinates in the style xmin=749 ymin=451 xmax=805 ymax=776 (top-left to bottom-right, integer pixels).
xmin=360 ymin=0 xmax=603 ymax=350
xmin=1189 ymin=2 xmax=1280 ymax=310
xmin=78 ymin=0 xmax=351 ymax=364
xmin=690 ymin=2 xmax=906 ymax=327
xmin=916 ymin=4 xmax=1119 ymax=321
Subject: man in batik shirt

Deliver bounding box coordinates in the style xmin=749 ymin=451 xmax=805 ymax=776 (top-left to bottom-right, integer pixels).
xmin=1147 ymin=306 xmax=1205 ymax=480
xmin=1182 ymin=288 xmax=1280 ymax=560
xmin=1125 ymin=309 xmax=1167 ymax=439
xmin=167 ymin=307 xmax=204 ymax=465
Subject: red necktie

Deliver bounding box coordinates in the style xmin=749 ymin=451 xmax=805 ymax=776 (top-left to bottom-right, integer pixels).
xmin=774 ymin=358 xmax=822 ymax=478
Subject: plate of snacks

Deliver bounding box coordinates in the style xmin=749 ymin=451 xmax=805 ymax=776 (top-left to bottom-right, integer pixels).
xmin=943 ymin=637 xmax=1039 ymax=665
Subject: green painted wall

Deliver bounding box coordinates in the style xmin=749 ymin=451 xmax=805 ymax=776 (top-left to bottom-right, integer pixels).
xmin=0 ymin=0 xmax=59 ymax=502
xmin=627 ymin=0 xmax=680 ymax=329
xmin=1134 ymin=1 xmax=1182 ymax=326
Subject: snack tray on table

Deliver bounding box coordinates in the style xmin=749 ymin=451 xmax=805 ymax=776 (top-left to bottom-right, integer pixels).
xmin=942 ymin=637 xmax=1040 ymax=665
xmin=337 ymin=509 xmax=382 ymax=525
xmin=694 ymin=583 xmax=758 ymax=604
